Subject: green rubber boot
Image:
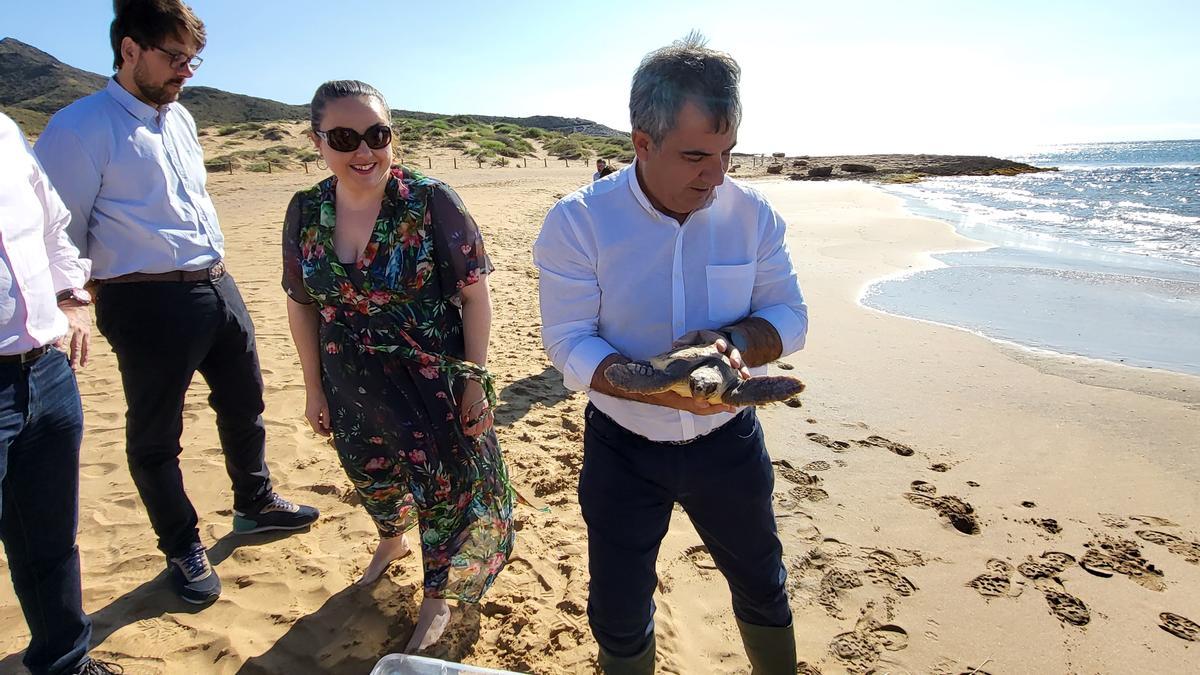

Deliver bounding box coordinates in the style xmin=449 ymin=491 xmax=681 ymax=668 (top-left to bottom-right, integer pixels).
xmin=737 ymin=618 xmax=797 ymax=675
xmin=597 ymin=634 xmax=655 ymax=675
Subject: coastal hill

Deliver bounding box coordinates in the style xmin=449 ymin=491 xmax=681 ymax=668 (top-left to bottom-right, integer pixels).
xmin=1 ymin=37 xmax=1047 ymax=178
xmin=0 ymin=38 xmax=625 ymax=137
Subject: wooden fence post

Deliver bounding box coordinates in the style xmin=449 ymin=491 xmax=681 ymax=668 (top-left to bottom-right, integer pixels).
xmin=267 ymin=161 xmax=271 ymax=174
xmin=453 ymin=157 xmax=457 ymax=169
xmin=478 ymin=158 xmax=483 ymax=168
xmin=427 ymin=157 xmax=432 ymax=169
xmin=228 ymin=162 xmax=233 ymax=175
xmin=543 ymin=158 xmax=547 ymax=167
xmin=303 ymin=161 xmax=309 ymax=174
xmin=564 ymin=159 xmax=569 ymax=167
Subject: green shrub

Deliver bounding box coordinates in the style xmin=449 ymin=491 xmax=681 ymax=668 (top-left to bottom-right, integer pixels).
xmin=217 ymin=126 xmax=238 ymax=136
xmin=425 ymin=119 xmax=450 ymax=130
xmin=246 ymin=162 xmax=270 ymax=172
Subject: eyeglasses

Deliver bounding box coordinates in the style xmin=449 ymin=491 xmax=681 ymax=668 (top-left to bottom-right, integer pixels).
xmin=314 ymin=124 xmax=392 ymax=153
xmin=150 ymin=45 xmax=203 ymax=71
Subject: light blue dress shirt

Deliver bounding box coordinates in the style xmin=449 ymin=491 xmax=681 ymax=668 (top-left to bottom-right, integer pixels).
xmin=34 ymin=78 xmax=224 ymax=279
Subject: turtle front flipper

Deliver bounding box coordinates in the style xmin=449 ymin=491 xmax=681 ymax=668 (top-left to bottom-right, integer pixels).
xmin=604 ymin=361 xmax=679 ymax=394
xmin=721 ymin=376 xmax=806 ymax=406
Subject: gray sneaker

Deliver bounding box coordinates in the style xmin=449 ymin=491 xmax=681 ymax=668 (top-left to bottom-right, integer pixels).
xmin=232 ymin=492 xmax=319 ymax=534
xmin=167 ymin=543 xmax=221 ymax=604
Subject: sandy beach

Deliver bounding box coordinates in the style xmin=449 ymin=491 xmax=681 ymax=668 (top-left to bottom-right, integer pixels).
xmin=1 ymin=167 xmax=1197 ymax=674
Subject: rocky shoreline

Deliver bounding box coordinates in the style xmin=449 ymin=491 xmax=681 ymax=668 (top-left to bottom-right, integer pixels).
xmin=731 ymin=153 xmax=1053 ymax=183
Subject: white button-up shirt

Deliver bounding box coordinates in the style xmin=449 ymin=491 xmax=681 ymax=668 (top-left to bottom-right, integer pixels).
xmin=0 ymin=113 xmax=90 ymax=355
xmin=33 ymin=78 xmax=224 ymax=279
xmin=534 ymin=161 xmax=808 ymax=442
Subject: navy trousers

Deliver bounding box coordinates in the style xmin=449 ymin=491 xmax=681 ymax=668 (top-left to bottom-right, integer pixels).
xmin=579 ymin=404 xmax=791 ymax=657
xmin=0 ymin=349 xmax=91 ymax=674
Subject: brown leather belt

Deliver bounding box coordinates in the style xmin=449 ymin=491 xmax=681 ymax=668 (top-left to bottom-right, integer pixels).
xmin=100 ymin=260 xmax=226 ymax=284
xmin=0 ymin=344 xmax=52 ymax=366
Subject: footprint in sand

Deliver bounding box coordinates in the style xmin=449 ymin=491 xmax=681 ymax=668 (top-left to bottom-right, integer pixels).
xmin=910 ymin=480 xmax=937 ymax=495
xmin=856 ymin=435 xmax=914 ymax=457
xmin=829 ymin=622 xmax=909 ymax=673
xmin=772 ymin=459 xmax=822 ymax=486
xmin=860 ymin=549 xmax=920 ymax=597
xmin=803 ymin=460 xmax=832 ymax=472
xmin=1041 ymin=586 xmax=1091 ymax=626
xmin=1159 ymin=612 xmax=1199 ymax=641
xmin=806 ymin=432 xmax=851 ymax=452
xmin=1130 ymin=514 xmax=1179 ymax=527
xmin=904 ymin=490 xmax=980 ymax=535
xmin=862 ymin=567 xmax=918 ymax=597
xmin=1136 ymin=530 xmax=1200 ymax=565
xmin=1079 ymin=535 xmax=1166 ymax=591
xmin=967 ymin=559 xmax=1023 ymax=598
xmin=791 ymin=486 xmax=830 ymax=502
xmin=682 ymin=544 xmax=719 ymax=571
xmin=1017 ymin=552 xmax=1076 ymax=581
xmin=929 ymin=463 xmax=951 ymax=472
xmin=1029 ymin=518 xmax=1063 ymax=535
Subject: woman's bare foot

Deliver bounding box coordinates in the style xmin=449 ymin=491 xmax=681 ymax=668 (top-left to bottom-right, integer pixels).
xmin=356 ymin=535 xmax=411 ymax=586
xmin=405 ymin=597 xmax=451 ymax=653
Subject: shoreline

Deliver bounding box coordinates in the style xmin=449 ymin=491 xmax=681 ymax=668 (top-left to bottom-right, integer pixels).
xmin=839 ymin=179 xmax=1200 ymax=378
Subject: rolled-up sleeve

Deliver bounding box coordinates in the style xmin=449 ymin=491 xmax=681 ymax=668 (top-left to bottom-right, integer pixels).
xmin=33 ymin=124 xmax=101 ymax=259
xmin=26 ymin=137 xmax=91 ymax=290
xmin=533 ymin=202 xmax=617 ymax=391
xmin=749 ymin=202 xmax=808 ymax=356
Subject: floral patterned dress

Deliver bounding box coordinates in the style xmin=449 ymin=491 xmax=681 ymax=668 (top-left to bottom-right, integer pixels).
xmin=282 ymin=166 xmax=513 ymax=602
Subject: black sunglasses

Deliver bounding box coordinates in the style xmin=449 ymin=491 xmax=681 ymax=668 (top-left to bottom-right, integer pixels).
xmin=315 ymin=124 xmax=392 ymax=152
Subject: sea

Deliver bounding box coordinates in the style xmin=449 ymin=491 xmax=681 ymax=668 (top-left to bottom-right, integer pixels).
xmin=862 ymin=139 xmax=1200 ymax=375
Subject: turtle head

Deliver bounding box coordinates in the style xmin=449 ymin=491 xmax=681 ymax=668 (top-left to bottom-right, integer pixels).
xmin=688 ymin=366 xmax=725 ymax=401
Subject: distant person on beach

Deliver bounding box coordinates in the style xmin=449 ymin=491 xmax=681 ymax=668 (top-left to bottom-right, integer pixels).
xmin=33 ymin=0 xmax=318 ymax=606
xmin=593 ymin=158 xmax=608 ymax=180
xmin=0 ymin=112 xmax=121 ymax=675
xmin=282 ymin=80 xmax=515 ymax=652
xmin=599 ymin=163 xmax=619 ymax=178
xmin=535 ymin=34 xmax=807 ymax=674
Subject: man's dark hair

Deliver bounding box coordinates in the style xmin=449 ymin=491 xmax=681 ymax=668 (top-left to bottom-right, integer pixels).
xmin=629 ymin=31 xmax=741 ymax=144
xmin=110 ymin=0 xmax=207 ymax=70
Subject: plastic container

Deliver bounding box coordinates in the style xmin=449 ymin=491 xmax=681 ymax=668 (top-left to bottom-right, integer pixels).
xmin=370 ymin=654 xmax=527 ymax=675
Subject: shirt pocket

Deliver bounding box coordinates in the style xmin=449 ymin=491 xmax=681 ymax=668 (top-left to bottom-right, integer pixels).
xmin=706 ymin=262 xmax=755 ymax=325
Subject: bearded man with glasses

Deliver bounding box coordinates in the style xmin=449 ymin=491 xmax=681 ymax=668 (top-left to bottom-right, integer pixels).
xmin=34 ymin=0 xmax=318 ymax=606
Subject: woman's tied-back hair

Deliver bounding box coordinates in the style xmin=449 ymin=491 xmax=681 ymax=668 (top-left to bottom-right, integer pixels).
xmin=629 ymin=31 xmax=741 ymax=145
xmin=309 ymin=80 xmax=392 ymax=131
xmin=110 ymin=0 xmax=206 ymax=70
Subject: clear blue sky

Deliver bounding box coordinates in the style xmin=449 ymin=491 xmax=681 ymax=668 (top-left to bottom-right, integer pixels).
xmin=6 ymin=0 xmax=1198 ymax=154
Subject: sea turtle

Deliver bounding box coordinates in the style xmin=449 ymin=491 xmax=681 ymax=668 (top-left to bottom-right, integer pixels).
xmin=604 ymin=344 xmax=804 ymax=406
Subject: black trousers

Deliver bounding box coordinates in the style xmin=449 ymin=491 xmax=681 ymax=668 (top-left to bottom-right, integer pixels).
xmin=579 ymin=404 xmax=792 ymax=658
xmin=95 ymin=274 xmax=272 ymax=558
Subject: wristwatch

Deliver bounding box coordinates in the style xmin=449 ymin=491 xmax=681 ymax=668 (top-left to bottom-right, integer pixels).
xmin=56 ymin=288 xmax=92 ymax=306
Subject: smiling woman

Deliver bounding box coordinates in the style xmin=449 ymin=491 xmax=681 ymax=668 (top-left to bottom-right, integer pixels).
xmin=282 ymin=79 xmax=517 ymax=655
